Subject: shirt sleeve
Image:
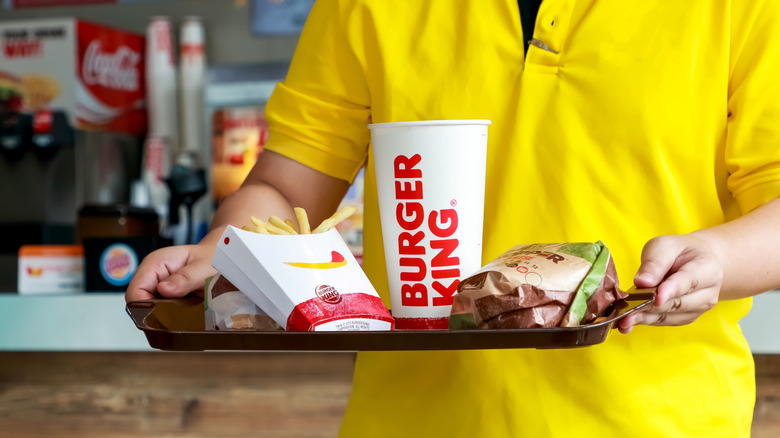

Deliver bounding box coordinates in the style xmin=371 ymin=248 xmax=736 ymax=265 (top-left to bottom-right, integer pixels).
xmin=726 ymin=0 xmax=780 ymax=214
xmin=263 ymin=0 xmax=371 ymax=183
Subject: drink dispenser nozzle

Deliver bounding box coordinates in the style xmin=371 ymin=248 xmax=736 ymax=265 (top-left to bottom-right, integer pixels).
xmin=31 ymin=110 xmax=74 ymax=161
xmin=0 ymin=112 xmax=31 ymax=162
xmin=165 ymin=150 xmax=207 ymax=245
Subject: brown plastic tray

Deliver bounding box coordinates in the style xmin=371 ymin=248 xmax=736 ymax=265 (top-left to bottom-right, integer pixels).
xmin=126 ymin=291 xmax=655 ymax=351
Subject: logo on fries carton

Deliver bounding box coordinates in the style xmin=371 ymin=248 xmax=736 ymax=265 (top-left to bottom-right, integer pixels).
xmin=212 ymin=226 xmax=394 ymax=331
xmin=315 ymin=284 xmax=342 ymax=304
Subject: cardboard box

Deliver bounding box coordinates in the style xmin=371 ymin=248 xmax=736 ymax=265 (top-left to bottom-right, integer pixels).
xmin=212 ymin=226 xmax=393 ymax=331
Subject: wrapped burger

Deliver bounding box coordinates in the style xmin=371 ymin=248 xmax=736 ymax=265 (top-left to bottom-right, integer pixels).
xmin=449 ymin=241 xmax=628 ymax=329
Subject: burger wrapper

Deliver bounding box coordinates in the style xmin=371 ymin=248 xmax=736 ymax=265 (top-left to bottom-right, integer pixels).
xmin=449 ymin=242 xmax=627 ymax=329
xmin=204 ymin=274 xmax=282 ymax=331
xmin=212 ymin=226 xmax=394 ymax=331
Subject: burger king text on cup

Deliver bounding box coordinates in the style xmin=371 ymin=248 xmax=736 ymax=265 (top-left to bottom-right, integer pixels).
xmin=394 ymin=153 xmax=460 ymax=307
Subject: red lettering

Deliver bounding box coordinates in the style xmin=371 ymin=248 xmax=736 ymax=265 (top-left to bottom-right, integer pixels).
xmin=400 ymin=257 xmax=427 ymax=282
xmin=430 ymin=239 xmax=459 ymax=268
xmin=394 ymin=180 xmax=423 ymax=199
xmin=398 ymin=232 xmax=425 ymax=255
xmin=394 ymin=153 xmax=442 ymax=309
xmin=432 ymin=268 xmax=460 ymax=279
xmin=401 ymin=283 xmax=428 ymax=306
xmin=428 ymin=209 xmax=458 ymax=238
xmin=432 ymin=280 xmax=459 ymax=306
xmin=396 ymin=202 xmax=424 ymax=231
xmin=394 ymin=154 xmax=422 ymax=178
xmin=106 ymin=254 xmax=130 ymax=272
xmin=4 ymin=40 xmax=42 ymax=58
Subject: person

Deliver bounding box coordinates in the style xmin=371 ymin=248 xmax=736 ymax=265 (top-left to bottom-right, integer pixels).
xmin=127 ymin=0 xmax=780 ymax=436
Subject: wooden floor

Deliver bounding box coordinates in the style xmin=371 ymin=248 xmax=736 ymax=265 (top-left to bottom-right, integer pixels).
xmin=0 ymin=352 xmax=777 ymax=437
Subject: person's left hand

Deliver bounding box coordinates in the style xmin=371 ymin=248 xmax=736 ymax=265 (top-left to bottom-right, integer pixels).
xmin=617 ymin=233 xmax=724 ymax=334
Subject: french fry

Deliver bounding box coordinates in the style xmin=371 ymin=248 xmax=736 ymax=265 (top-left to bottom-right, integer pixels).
xmin=269 ymin=215 xmax=297 ymax=234
xmin=265 ymin=223 xmax=293 ymax=235
xmin=249 ymin=216 xmax=272 ymax=234
xmin=294 ymin=207 xmax=311 ymax=234
xmin=250 ymin=216 xmax=268 ymax=229
xmin=284 ymin=219 xmax=299 ymax=233
xmin=241 ymin=224 xmax=270 ymax=234
xmin=244 ymin=206 xmax=351 ymax=235
xmin=312 ymin=205 xmax=357 ymax=234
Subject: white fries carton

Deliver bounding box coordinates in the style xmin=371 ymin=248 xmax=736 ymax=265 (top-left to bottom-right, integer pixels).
xmin=212 ymin=226 xmax=394 ymax=331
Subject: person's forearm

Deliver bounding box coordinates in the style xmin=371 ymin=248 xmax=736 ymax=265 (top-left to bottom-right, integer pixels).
xmin=691 ymin=197 xmax=780 ymax=300
xmin=199 ymin=150 xmax=351 ymax=248
xmin=200 ymin=182 xmax=295 ymax=247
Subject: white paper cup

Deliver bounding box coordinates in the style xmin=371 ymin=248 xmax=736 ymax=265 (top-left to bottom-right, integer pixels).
xmin=368 ymin=120 xmax=490 ymax=329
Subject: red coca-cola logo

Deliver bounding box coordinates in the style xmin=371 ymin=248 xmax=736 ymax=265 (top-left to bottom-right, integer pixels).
xmin=76 ymin=21 xmax=145 ymax=104
xmin=82 ymin=40 xmax=140 ymax=91
xmin=315 ymin=284 xmax=342 ymax=305
xmin=394 ymin=154 xmax=460 ymax=308
xmin=75 ymin=21 xmax=146 ymax=135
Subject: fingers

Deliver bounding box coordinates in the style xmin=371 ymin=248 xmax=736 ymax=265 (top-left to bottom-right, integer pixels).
xmin=125 ymin=245 xmax=215 ymax=302
xmin=655 ymin=272 xmax=692 ymax=307
xmin=126 ymin=250 xmax=181 ymax=302
xmin=157 ymin=261 xmax=216 ymax=298
xmin=634 ymin=235 xmax=722 ymax=305
xmin=654 ymin=248 xmax=721 ymax=305
xmin=617 ymin=286 xmax=719 ymax=333
xmin=622 ymin=234 xmax=725 ymax=334
xmin=633 ymin=236 xmax=681 ymax=288
xmin=617 ymin=310 xmax=704 ymax=334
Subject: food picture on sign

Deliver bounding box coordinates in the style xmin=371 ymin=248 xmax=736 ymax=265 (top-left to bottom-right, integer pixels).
xmin=0 ymin=71 xmax=25 ymax=112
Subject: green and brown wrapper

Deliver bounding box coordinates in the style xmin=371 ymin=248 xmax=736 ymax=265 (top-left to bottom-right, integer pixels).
xmin=449 ymin=242 xmax=627 ymax=329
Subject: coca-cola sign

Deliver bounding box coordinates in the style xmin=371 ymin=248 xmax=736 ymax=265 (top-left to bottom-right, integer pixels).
xmin=82 ymin=40 xmax=140 ymax=91
xmin=75 ymin=20 xmax=146 ymax=135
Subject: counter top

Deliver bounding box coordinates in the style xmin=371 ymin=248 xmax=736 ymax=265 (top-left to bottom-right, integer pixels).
xmin=0 ymin=291 xmax=778 ymax=352
xmin=0 ymin=293 xmax=152 ymax=351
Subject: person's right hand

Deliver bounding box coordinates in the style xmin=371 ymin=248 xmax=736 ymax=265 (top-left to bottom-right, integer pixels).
xmin=125 ymin=243 xmax=217 ymax=302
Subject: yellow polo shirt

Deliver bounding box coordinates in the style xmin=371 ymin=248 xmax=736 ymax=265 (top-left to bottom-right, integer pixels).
xmin=264 ymin=0 xmax=780 ymax=436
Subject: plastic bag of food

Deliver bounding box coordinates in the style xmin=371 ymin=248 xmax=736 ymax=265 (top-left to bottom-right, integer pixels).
xmin=204 ymin=274 xmax=282 ymax=331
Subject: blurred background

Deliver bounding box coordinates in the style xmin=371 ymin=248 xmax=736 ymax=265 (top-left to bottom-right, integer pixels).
xmin=0 ymin=1 xmax=358 ymax=436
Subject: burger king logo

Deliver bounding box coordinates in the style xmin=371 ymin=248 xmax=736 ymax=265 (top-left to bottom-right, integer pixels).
xmin=315 ymin=284 xmax=342 ymax=305
xmin=100 ymin=243 xmax=138 ymax=286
